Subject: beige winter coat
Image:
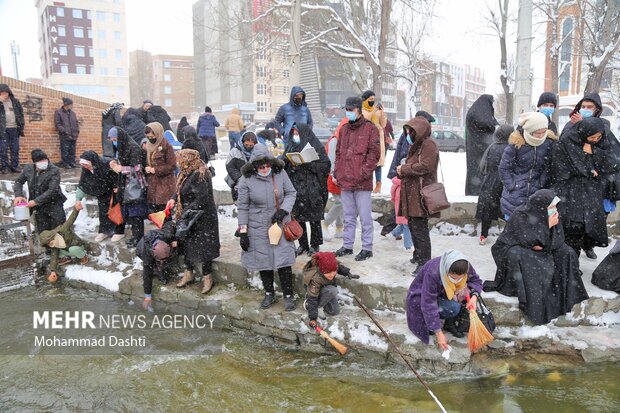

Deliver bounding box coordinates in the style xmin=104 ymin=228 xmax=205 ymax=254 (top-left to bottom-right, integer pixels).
xmin=225 ymin=108 xmax=244 ymax=132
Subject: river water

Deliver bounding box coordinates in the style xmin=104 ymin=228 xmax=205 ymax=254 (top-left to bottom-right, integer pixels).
xmin=1 ymin=287 xmax=618 ymax=412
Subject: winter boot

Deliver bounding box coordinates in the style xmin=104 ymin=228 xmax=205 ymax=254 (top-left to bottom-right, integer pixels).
xmin=334 ymin=246 xmax=353 ymax=257
xmin=201 ymin=274 xmax=214 ymax=294
xmin=372 ymin=181 xmax=382 ymax=193
xmin=176 ymin=270 xmax=195 ymax=288
xmin=322 ymin=222 xmax=333 ymax=242
xmin=284 ymin=295 xmax=296 ymax=312
xmin=334 ymin=225 xmax=344 ymax=238
xmin=296 ymin=245 xmax=309 ymax=256
xmin=260 ymin=292 xmax=277 ymax=309
xmin=354 ymin=249 xmax=373 ymax=261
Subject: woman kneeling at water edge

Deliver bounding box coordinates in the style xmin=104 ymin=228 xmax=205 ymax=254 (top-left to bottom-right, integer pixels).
xmin=484 ymin=189 xmax=589 ymax=325
xmin=406 ymin=250 xmax=483 ymax=350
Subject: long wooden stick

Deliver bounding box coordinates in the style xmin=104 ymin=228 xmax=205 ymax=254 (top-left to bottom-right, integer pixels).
xmin=353 ymin=295 xmax=447 ymax=413
xmin=314 ymin=325 xmax=348 ymax=355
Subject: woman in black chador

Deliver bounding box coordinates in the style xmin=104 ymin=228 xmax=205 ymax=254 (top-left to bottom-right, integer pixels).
xmin=465 ymin=94 xmax=498 ymax=195
xmin=552 ymin=117 xmax=619 ymax=259
xmin=484 ymin=189 xmax=588 ymax=325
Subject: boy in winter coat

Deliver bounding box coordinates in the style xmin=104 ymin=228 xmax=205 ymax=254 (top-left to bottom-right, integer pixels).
xmin=38 ymin=203 xmax=88 ymax=283
xmin=303 ymin=252 xmax=359 ymax=324
xmin=137 ymin=220 xmax=178 ymax=310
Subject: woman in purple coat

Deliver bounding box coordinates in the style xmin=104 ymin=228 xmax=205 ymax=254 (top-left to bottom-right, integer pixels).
xmin=406 ymin=250 xmax=483 ymax=350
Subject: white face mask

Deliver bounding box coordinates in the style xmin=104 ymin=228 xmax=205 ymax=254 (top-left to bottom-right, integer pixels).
xmin=448 ymin=275 xmax=464 ymax=284
xmin=35 ymin=160 xmax=49 ymax=170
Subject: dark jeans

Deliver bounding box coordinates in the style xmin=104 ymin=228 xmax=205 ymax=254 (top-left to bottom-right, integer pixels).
xmin=408 ymin=217 xmax=431 ymax=265
xmin=298 ymin=220 xmax=323 ymax=250
xmin=0 ymin=128 xmax=20 ymax=171
xmin=228 ymin=131 xmax=240 ymax=151
xmin=126 ymin=216 xmax=144 ymax=242
xmin=60 ymin=139 xmax=77 ymax=167
xmin=260 ymin=266 xmax=294 ymax=296
xmin=438 ymin=297 xmax=462 ymax=319
xmin=97 ymin=195 xmax=125 ymax=235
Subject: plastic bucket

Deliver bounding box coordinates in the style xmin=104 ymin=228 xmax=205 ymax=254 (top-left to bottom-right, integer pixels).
xmin=14 ymin=204 xmax=30 ymax=221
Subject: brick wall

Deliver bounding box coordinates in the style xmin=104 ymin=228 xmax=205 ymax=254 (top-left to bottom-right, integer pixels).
xmin=1 ymin=75 xmax=110 ymax=165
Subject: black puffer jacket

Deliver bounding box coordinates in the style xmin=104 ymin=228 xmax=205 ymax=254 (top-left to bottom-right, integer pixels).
xmin=122 ymin=108 xmax=147 ymax=144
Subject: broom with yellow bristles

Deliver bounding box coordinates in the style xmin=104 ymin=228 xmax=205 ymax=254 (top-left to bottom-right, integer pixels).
xmin=466 ymin=294 xmax=494 ymax=352
xmin=148 ymin=204 xmax=173 ymax=229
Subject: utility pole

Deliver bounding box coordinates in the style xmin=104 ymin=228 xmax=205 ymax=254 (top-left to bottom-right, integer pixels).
xmin=513 ymin=0 xmax=533 ymax=116
xmin=289 ymin=0 xmax=301 ymax=87
xmin=11 ymin=40 xmax=20 ymax=80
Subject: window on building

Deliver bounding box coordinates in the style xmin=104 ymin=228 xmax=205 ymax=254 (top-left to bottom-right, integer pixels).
xmin=257 ymin=50 xmax=265 ymax=60
xmin=87 ymin=29 xmax=92 ymax=39
xmin=257 ymin=66 xmax=266 ymax=77
xmin=164 ymin=99 xmax=172 ymax=107
xmin=97 ymin=11 xmax=106 ymax=21
xmin=98 ymin=30 xmax=106 ymax=40
xmin=76 ymin=64 xmax=87 ymax=74
xmin=116 ymin=68 xmax=124 ymax=76
xmin=163 ymin=61 xmax=171 ymax=68
xmin=164 ymin=74 xmax=171 ymax=81
xmin=115 ymin=49 xmax=122 ymax=59
xmin=75 ymin=46 xmax=85 ymax=57
xmin=559 ymin=65 xmax=571 ymax=92
xmin=257 ymin=84 xmax=266 ymax=95
xmin=113 ymin=13 xmax=121 ymax=23
xmin=74 ymin=27 xmax=84 ymax=38
xmin=72 ymin=9 xmax=83 ymax=19
xmin=283 ymin=85 xmax=289 ymax=95
xmin=88 ymin=47 xmax=94 ymax=57
xmin=164 ymin=86 xmax=172 ymax=94
xmin=114 ymin=31 xmax=121 ymax=41
xmin=283 ymin=69 xmax=289 ymax=78
xmin=59 ymin=45 xmax=68 ymax=56
xmin=99 ymin=67 xmax=108 ymax=76
xmin=58 ymin=25 xmax=66 ymax=36
xmin=57 ymin=7 xmax=64 ymax=17
xmin=60 ymin=64 xmax=69 ymax=74
xmin=99 ymin=49 xmax=107 ymax=58
xmin=560 ymin=18 xmax=573 ymax=62
xmin=257 ymin=101 xmax=267 ymax=112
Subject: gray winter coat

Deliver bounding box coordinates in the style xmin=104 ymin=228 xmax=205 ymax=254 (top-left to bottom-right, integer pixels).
xmin=237 ymin=145 xmax=297 ymax=271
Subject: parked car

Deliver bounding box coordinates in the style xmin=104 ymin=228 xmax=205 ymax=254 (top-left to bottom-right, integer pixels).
xmin=432 ymin=130 xmax=466 ymax=152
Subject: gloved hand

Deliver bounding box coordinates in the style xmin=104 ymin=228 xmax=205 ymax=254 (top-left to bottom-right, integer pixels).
xmin=346 ymin=273 xmax=360 ymax=280
xmin=240 ymin=233 xmax=250 ymax=252
xmin=271 ymin=209 xmax=289 ymax=224
xmin=309 ymin=320 xmax=318 ymax=329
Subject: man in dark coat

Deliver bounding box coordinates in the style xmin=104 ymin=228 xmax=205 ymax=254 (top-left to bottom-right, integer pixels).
xmin=101 ymin=102 xmax=124 ymax=157
xmin=536 ymin=92 xmax=558 ymax=134
xmin=465 ymin=94 xmax=498 ymax=195
xmin=54 ymin=97 xmax=80 ymax=169
xmin=137 ymin=219 xmax=178 ymax=309
xmin=275 ymin=86 xmax=313 ymax=143
xmin=196 ymin=106 xmax=220 ymax=159
xmin=560 ymin=92 xmax=604 ymax=137
xmin=14 ymin=149 xmax=67 ymax=233
xmin=475 ymin=124 xmax=513 ymax=244
xmin=0 ymin=83 xmax=25 ymax=174
xmin=333 ymin=97 xmax=381 ymax=261
xmin=485 ymin=189 xmax=588 ymax=325
xmin=283 ymin=123 xmax=331 ymax=256
xmin=552 ymin=117 xmax=619 ymax=259
xmin=139 ymin=100 xmax=171 ymax=131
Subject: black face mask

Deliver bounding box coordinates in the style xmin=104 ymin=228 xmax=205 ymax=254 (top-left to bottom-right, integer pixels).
xmin=148 ymin=138 xmax=157 ymax=144
xmin=243 ymin=145 xmax=254 ymax=152
xmin=368 ymin=100 xmax=375 ymax=107
xmin=293 ymin=97 xmax=302 ymax=104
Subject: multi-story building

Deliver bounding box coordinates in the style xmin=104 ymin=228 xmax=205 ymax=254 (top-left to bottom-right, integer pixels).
xmin=36 ymin=0 xmax=129 ymax=104
xmin=464 ymin=64 xmax=487 ymax=121
xmin=129 ymin=51 xmax=194 ymax=119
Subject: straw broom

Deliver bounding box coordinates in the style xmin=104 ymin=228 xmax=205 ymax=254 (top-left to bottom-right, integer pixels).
xmin=466 ymin=295 xmax=494 ymax=353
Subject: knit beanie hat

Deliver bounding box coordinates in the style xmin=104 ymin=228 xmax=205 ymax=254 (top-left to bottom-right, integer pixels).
xmin=63 ymin=97 xmax=73 ymax=106
xmin=519 ymin=112 xmax=549 ymax=147
xmin=31 ymin=149 xmax=48 ymax=162
xmin=314 ymin=252 xmax=338 ymax=274
xmin=537 ymin=92 xmax=557 ymax=107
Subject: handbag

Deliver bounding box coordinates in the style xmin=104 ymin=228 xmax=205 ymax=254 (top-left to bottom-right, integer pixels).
xmin=123 ymin=169 xmax=147 ymax=204
xmin=272 ymin=175 xmax=303 ymax=241
xmin=454 ymin=295 xmax=496 ymax=335
xmin=419 ymin=155 xmax=450 ymax=215
xmin=175 ymin=209 xmax=205 ymax=241
xmin=107 ymin=193 xmax=124 ymax=225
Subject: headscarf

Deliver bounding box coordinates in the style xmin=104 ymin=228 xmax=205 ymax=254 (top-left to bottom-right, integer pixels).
xmin=175 ymin=149 xmax=209 ymax=218
xmin=439 ymin=249 xmax=469 ymax=300
xmin=497 ymin=189 xmax=564 ymax=252
xmin=145 ymin=122 xmax=165 ymax=166
xmin=559 ymin=117 xmax=608 ymax=178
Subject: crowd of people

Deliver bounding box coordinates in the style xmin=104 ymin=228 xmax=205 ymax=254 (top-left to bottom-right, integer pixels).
xmin=4 ymin=82 xmax=620 ymax=353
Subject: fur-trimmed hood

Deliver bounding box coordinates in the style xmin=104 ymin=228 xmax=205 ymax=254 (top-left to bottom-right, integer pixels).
xmin=240 ymin=144 xmax=285 ymax=177
xmin=508 ymin=129 xmax=558 ymax=149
